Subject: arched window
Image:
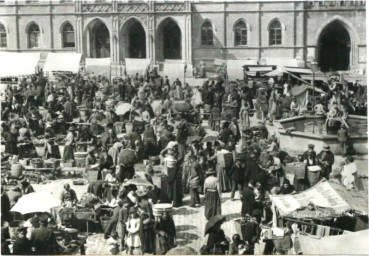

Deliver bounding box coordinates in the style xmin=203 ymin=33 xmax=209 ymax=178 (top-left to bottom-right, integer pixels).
xmin=0 ymin=23 xmax=6 ymax=48
xmin=235 ymin=20 xmax=247 ymax=46
xmin=28 ymin=23 xmax=40 ymax=48
xmin=269 ymin=20 xmax=282 ymax=45
xmin=62 ymin=22 xmax=75 ymax=48
xmin=201 ymin=21 xmax=213 ymax=46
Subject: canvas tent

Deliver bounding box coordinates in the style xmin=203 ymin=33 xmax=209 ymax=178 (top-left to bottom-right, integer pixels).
xmin=289 ymin=84 xmax=324 ymax=111
xmin=125 ymin=58 xmax=151 ymax=77
xmin=85 ymin=58 xmax=111 ymax=79
xmin=43 ymin=53 xmax=82 ymax=73
xmin=270 ymin=180 xmax=368 ymax=218
xmin=0 ymin=52 xmax=40 ymax=77
xmin=163 ymin=60 xmax=185 ymax=83
xmin=298 ymin=229 xmax=369 ymax=254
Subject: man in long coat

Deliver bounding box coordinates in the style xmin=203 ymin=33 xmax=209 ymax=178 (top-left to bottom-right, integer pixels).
xmin=317 ymin=145 xmax=335 ymax=180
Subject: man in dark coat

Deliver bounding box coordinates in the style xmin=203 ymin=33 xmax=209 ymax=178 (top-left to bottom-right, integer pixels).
xmin=30 ymin=215 xmax=59 ymax=255
xmin=230 ymin=158 xmax=244 ymax=201
xmin=104 ymin=201 xmax=123 ymax=239
xmin=303 ymin=144 xmax=316 ymax=160
xmin=317 ymin=145 xmax=335 ymax=180
xmin=12 ymin=226 xmax=33 ymax=255
xmin=241 ymin=180 xmax=255 ymax=217
xmin=244 ymin=154 xmax=267 ymax=188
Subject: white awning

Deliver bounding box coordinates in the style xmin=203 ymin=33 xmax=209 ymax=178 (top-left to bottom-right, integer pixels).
xmin=125 ymin=58 xmax=151 ymax=76
xmin=248 ymin=66 xmax=274 ymax=72
xmin=43 ymin=53 xmax=82 ymax=73
xmin=85 ymin=57 xmax=111 ymax=67
xmin=163 ymin=60 xmax=185 ymax=82
xmin=261 ymin=57 xmax=305 ymax=68
xmin=0 ymin=52 xmax=40 ymax=77
xmin=284 ymin=67 xmax=313 ymax=74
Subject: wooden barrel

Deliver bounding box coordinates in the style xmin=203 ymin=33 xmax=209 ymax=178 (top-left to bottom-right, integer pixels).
xmin=307 ymin=166 xmax=321 ymax=186
xmin=74 ymin=152 xmax=88 ymax=167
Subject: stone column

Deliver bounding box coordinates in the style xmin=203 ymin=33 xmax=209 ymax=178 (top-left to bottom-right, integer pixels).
xmin=184 ymin=14 xmax=192 ymax=66
xmin=111 ymin=16 xmax=120 ymax=77
xmin=76 ymin=16 xmax=83 ymax=55
xmin=148 ymin=15 xmax=155 ymax=63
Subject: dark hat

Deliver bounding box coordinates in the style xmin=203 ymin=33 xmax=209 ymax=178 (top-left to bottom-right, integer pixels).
xmin=323 ymin=145 xmax=330 ymax=150
xmin=308 ymin=144 xmax=315 ymax=149
xmin=16 ymin=226 xmax=28 ymax=233
xmin=18 ymin=175 xmax=27 ymax=184
xmin=39 ymin=214 xmax=49 ymax=225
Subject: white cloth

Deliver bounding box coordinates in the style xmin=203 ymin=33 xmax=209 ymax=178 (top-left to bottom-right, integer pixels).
xmin=341 ymin=162 xmax=357 ymax=189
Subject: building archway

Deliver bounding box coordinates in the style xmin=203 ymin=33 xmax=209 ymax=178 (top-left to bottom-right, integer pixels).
xmin=157 ymin=18 xmax=181 ymax=60
xmin=85 ymin=19 xmax=110 ymax=58
xmin=318 ymin=21 xmax=351 ymax=72
xmin=121 ymin=18 xmax=146 ymax=59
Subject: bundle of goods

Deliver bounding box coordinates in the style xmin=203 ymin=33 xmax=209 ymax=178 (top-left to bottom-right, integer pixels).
xmin=217 ymin=149 xmax=233 ymax=168
xmin=120 ymin=148 xmax=137 ymax=166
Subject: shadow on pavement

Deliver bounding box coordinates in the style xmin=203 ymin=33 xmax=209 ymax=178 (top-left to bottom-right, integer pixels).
xmin=176 ymin=224 xmax=197 ymax=232
xmin=173 ymin=207 xmax=198 ymax=216
xmin=176 ymin=232 xmax=200 ymax=246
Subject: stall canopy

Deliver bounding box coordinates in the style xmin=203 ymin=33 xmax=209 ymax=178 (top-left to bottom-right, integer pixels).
xmin=0 ymin=52 xmax=40 ymax=77
xmin=125 ymin=58 xmax=151 ymax=77
xmin=227 ymin=59 xmax=259 ymax=80
xmin=43 ymin=53 xmax=82 ymax=73
xmin=266 ymin=67 xmax=313 ymax=77
xmin=163 ymin=60 xmax=185 ymax=83
xmin=85 ymin=58 xmax=111 ymax=79
xmin=337 ymin=71 xmax=367 ymax=86
xmin=270 ymin=180 xmax=368 ymax=218
xmin=298 ymin=229 xmax=369 ymax=254
xmin=260 ymin=57 xmax=305 ymax=68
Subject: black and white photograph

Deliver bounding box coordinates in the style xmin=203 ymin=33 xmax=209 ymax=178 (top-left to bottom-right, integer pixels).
xmin=0 ymin=0 xmax=368 ymax=255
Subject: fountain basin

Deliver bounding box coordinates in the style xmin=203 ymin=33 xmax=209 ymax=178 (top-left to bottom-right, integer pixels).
xmin=277 ymin=115 xmax=367 ymax=155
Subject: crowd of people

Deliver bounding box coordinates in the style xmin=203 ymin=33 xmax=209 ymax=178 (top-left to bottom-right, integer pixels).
xmin=0 ymin=65 xmax=365 ymax=255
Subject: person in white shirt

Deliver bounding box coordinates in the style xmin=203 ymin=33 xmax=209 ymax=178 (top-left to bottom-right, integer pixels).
xmin=341 ymin=156 xmax=357 ymax=190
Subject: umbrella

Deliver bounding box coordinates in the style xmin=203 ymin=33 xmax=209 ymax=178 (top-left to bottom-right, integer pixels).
xmin=11 ymin=192 xmax=60 ymax=214
xmin=115 ymin=102 xmax=132 ymax=116
xmin=123 ymin=177 xmax=154 ymax=187
xmin=201 ymin=135 xmax=218 ymax=144
xmin=205 ymin=215 xmax=225 ymax=235
xmin=166 ymin=246 xmax=197 ymax=255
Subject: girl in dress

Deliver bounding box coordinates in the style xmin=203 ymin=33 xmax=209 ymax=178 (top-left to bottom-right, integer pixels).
xmin=125 ymin=208 xmax=142 ymax=255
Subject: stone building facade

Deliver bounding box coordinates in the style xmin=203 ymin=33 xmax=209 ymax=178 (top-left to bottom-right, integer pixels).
xmin=0 ymin=0 xmax=366 ymax=75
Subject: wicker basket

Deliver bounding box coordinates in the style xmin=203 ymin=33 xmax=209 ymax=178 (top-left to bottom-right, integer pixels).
xmin=31 ymin=159 xmax=44 ymax=168
xmin=34 ymin=145 xmax=45 ymax=157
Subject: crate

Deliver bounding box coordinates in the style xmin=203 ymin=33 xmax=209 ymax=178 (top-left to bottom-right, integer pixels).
xmin=75 ymin=209 xmax=96 ymax=221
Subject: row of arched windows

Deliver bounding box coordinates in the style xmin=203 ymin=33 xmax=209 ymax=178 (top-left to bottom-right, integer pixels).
xmin=200 ymin=19 xmax=282 ymax=46
xmin=0 ymin=21 xmax=75 ymax=49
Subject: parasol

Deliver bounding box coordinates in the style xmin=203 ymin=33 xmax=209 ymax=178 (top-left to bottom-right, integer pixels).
xmin=10 ymin=192 xmax=60 ymax=214
xmin=115 ymin=102 xmax=132 ymax=116
xmin=123 ymin=177 xmax=154 ymax=187
xmin=204 ymin=215 xmax=225 ymax=235
xmin=201 ymin=135 xmax=218 ymax=144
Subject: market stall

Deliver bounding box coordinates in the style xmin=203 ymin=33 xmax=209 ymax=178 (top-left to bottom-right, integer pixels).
xmin=0 ymin=52 xmax=41 ymax=78
xmin=43 ymin=52 xmax=82 ymax=74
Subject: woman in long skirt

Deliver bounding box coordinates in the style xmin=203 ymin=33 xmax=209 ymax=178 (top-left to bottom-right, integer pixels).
xmin=63 ymin=127 xmax=75 ymax=161
xmin=216 ymin=162 xmax=232 ymax=193
xmin=137 ymin=191 xmax=155 ymax=254
xmin=204 ymin=169 xmax=222 ymax=220
xmin=239 ymin=102 xmax=250 ymax=128
xmin=154 ymin=212 xmax=176 ymax=255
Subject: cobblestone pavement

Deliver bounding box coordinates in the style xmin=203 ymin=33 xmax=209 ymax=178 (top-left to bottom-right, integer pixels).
xmin=84 ymin=192 xmax=242 ymax=255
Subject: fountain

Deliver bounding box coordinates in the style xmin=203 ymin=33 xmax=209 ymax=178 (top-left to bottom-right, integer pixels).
xmin=277 ymin=115 xmax=367 ymax=155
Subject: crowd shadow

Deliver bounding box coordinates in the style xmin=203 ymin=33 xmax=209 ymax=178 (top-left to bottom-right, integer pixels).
xmin=176 ymin=232 xmax=200 ymax=246
xmin=176 ymin=224 xmax=197 ymax=232
xmin=173 ymin=207 xmax=198 ymax=216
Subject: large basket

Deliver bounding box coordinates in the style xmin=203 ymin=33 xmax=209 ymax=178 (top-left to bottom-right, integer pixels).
xmin=87 ymin=169 xmax=99 ymax=182
xmin=31 ymin=159 xmax=44 ymax=168
xmin=153 ymin=203 xmax=173 ymax=217
xmin=34 ymin=145 xmax=45 ymax=157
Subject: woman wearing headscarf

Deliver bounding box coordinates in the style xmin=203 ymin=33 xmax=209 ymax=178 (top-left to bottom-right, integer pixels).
xmin=154 ymin=212 xmax=176 ymax=255
xmin=201 ymin=215 xmax=229 ymax=255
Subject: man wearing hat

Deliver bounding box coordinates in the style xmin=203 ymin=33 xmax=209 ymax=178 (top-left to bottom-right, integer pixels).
xmin=12 ymin=226 xmax=33 ymax=255
xmin=230 ymin=117 xmax=241 ymax=142
xmin=203 ymin=168 xmax=222 ymax=220
xmin=30 ymin=214 xmax=59 ymax=255
xmin=337 ymin=124 xmax=348 ymax=156
xmin=230 ymin=157 xmax=244 ymax=201
xmin=63 ymin=125 xmax=76 ymax=161
xmin=19 ymin=176 xmax=35 ymax=194
xmin=303 ymin=144 xmax=316 ymax=160
xmin=317 ymin=145 xmax=335 ymax=180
